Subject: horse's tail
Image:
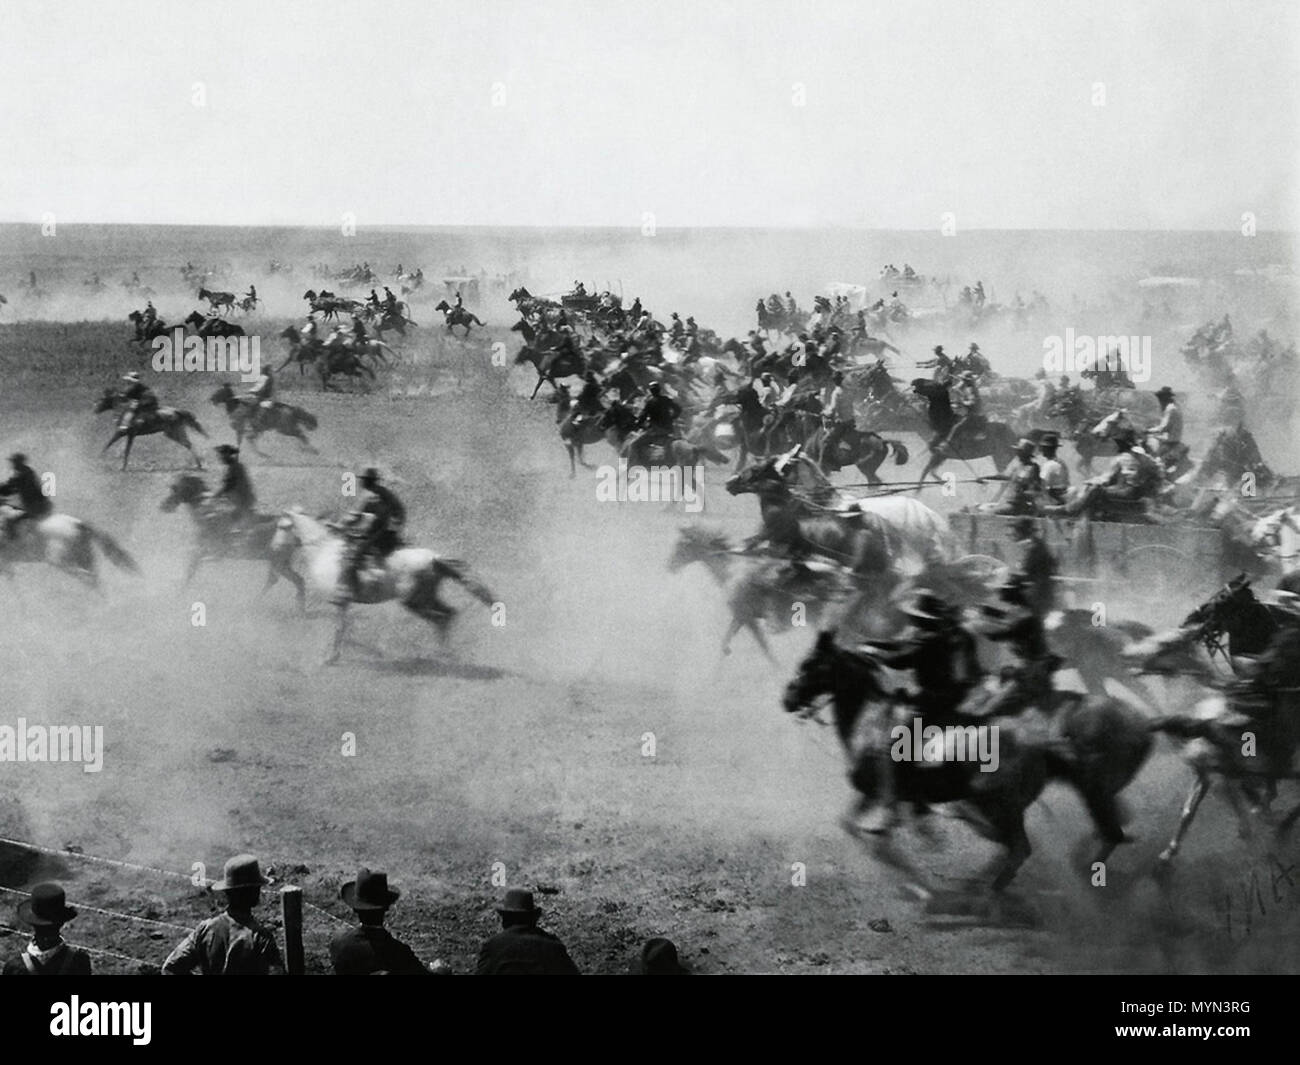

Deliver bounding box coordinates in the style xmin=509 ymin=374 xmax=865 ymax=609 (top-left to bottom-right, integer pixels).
xmin=297 ymin=408 xmax=319 ymax=430
xmin=435 ymin=557 xmax=496 ymax=606
xmin=84 ymin=524 xmax=141 ymax=575
xmin=886 ymin=439 xmax=910 ymax=466
xmin=178 ymin=411 xmax=208 ymax=436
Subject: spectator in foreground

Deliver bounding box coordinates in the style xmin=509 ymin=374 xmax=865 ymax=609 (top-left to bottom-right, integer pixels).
xmin=330 ymin=867 xmax=430 ymax=975
xmin=632 ymin=937 xmax=689 ymax=975
xmin=475 ymin=889 xmax=579 ymax=975
xmin=162 ymin=854 xmax=285 ymax=975
xmin=3 ymin=882 xmax=93 ymax=975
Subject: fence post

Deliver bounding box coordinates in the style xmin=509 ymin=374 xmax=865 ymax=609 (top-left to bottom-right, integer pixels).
xmin=281 ymin=885 xmax=304 ymax=975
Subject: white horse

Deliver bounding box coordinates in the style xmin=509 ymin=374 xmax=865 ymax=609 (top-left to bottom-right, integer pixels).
xmin=0 ymin=505 xmax=140 ymax=587
xmin=271 ymin=510 xmax=496 ymax=663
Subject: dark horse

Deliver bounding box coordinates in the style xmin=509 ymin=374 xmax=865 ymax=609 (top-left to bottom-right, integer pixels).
xmin=911 ymin=378 xmax=1018 ymax=483
xmin=784 ymin=630 xmax=1153 ymax=896
xmin=94 ymin=391 xmax=208 ymax=470
xmin=514 ymin=341 xmax=586 ymax=399
xmin=209 ymin=383 xmax=319 ymax=452
xmin=160 ymin=473 xmax=305 ymax=608
xmin=434 ymin=300 xmax=485 ymax=337
xmin=1125 ymin=575 xmax=1300 ymax=867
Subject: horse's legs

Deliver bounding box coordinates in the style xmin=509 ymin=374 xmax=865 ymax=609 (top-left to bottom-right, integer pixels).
xmin=121 ymin=433 xmax=134 ymax=471
xmin=327 ymin=604 xmax=349 ymax=664
xmin=856 ymin=444 xmax=885 ymax=486
xmin=987 ymin=804 xmax=1033 ymax=892
xmin=1157 ymin=771 xmax=1211 ymax=868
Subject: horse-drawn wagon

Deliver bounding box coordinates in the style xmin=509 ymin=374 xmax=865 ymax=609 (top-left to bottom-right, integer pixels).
xmin=951 ymin=509 xmax=1263 ymax=609
xmin=441 ymin=276 xmax=481 ymax=304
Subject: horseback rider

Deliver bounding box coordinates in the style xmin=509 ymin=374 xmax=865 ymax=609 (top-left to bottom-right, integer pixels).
xmin=1015 ymin=368 xmax=1055 ymax=426
xmin=574 ymin=371 xmax=604 ymax=424
xmin=942 ymin=371 xmax=984 ymax=449
xmin=245 ymin=283 xmax=257 ymax=304
xmin=632 ymin=382 xmax=681 ymax=459
xmin=211 ymin=444 xmax=256 ymax=532
xmin=992 ymin=438 xmax=1042 ymax=515
xmin=142 ymin=300 xmax=157 ymax=328
xmin=1036 ymin=432 xmax=1070 ymax=505
xmin=0 ymin=453 xmax=52 ymax=542
xmin=350 ymin=313 xmax=368 ymax=347
xmin=919 ymin=345 xmax=953 ymax=385
xmin=119 ymin=371 xmax=159 ymax=432
xmin=819 ymin=370 xmax=856 ymax=469
xmin=975 ymin=576 xmax=1061 ymax=718
xmin=858 ymin=593 xmax=983 ymax=833
xmin=964 ymin=342 xmax=991 ymax=378
xmin=342 ymin=468 xmax=407 ymax=598
xmin=242 ymin=363 xmax=275 ymax=430
xmin=383 ymin=287 xmax=398 ymax=314
xmin=1147 ymin=385 xmax=1184 ymax=465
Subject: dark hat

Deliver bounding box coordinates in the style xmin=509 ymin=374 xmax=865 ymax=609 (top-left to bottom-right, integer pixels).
xmin=969 ymin=342 xmax=980 ymax=351
xmin=360 ymin=467 xmax=380 ymax=483
xmin=636 ymin=937 xmax=688 ymax=974
xmin=1011 ymin=517 xmax=1038 ymax=539
xmin=340 ymin=867 xmax=400 ymax=911
xmin=496 ymin=888 xmax=541 ymax=917
xmin=1039 ymin=432 xmax=1060 ymax=449
xmin=214 ymin=444 xmax=239 ymax=458
xmin=17 ymin=883 xmax=77 ymax=928
xmin=648 ymin=381 xmax=662 ymax=393
xmin=9 ymin=452 xmax=27 ymax=464
xmin=1154 ymin=386 xmax=1175 ymax=400
xmin=212 ymin=854 xmax=269 ymax=892
xmin=932 ymin=345 xmax=945 ymax=355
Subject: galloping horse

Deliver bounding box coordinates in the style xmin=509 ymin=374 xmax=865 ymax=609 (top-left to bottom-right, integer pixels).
xmin=433 ymin=300 xmax=485 ymax=337
xmin=784 ymin=630 xmax=1154 ymax=897
xmin=94 ymin=391 xmax=208 ymax=470
xmin=209 ymin=383 xmax=318 ymax=452
xmin=272 ymin=510 xmax=497 ymax=664
xmin=197 ymin=287 xmax=236 ymax=315
xmin=0 ymin=505 xmax=139 ymax=588
xmin=160 ymin=474 xmax=305 ymax=607
xmin=183 ymin=311 xmax=245 ymax=339
xmin=911 ymin=378 xmax=1018 ymax=483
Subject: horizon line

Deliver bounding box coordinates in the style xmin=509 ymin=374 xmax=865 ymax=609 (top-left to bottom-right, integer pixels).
xmin=0 ymin=221 xmax=1295 ymax=237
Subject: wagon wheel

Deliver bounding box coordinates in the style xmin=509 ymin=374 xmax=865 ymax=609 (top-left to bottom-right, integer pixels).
xmin=1119 ymin=544 xmax=1193 ymax=599
xmin=951 ymin=554 xmax=1011 ymax=595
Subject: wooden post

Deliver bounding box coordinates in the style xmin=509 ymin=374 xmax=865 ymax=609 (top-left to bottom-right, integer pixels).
xmin=281 ymin=886 xmax=304 ymax=975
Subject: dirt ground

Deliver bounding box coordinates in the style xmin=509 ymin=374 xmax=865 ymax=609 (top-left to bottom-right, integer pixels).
xmin=0 ymin=307 xmax=1297 ymax=975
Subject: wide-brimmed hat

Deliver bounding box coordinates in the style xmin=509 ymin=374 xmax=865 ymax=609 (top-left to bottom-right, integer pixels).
xmin=17 ymin=883 xmax=77 ymax=928
xmin=340 ymin=867 xmax=400 ymax=911
xmin=212 ymin=854 xmax=269 ymax=892
xmin=1039 ymin=432 xmax=1060 ymax=449
xmin=9 ymin=452 xmax=27 ymax=464
xmin=635 ymin=937 xmax=688 ymax=975
xmin=214 ymin=444 xmax=239 ymax=458
xmin=932 ymin=345 xmax=945 ymax=355
xmin=1154 ymin=386 xmax=1175 ymax=400
xmin=496 ymin=888 xmax=541 ymax=917
xmin=360 ymin=467 xmax=380 ymax=483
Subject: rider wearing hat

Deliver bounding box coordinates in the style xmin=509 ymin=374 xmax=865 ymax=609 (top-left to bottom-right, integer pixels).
xmin=820 ymin=369 xmax=856 ymax=469
xmin=858 ymin=593 xmax=983 ymax=832
xmin=342 ymin=467 xmax=407 ymax=598
xmin=574 ymin=371 xmax=604 ymax=423
xmin=0 ymin=452 xmax=52 ymax=541
xmin=1036 ymin=432 xmax=1070 ymax=504
xmin=212 ymin=444 xmax=256 ymax=530
xmin=1148 ymin=385 xmax=1184 ymax=465
xmin=119 ymin=370 xmax=158 ymax=432
xmin=633 ymin=381 xmax=682 ymax=459
xmin=975 ymin=576 xmax=1061 ymax=717
xmin=2 ymin=882 xmax=92 ymax=975
xmin=943 ymin=370 xmax=984 ymax=451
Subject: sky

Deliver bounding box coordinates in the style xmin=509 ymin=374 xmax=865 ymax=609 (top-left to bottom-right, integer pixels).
xmin=0 ymin=0 xmax=1296 ymax=229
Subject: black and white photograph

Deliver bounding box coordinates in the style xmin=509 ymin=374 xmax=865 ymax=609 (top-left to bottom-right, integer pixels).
xmin=0 ymin=0 xmax=1296 ymax=1028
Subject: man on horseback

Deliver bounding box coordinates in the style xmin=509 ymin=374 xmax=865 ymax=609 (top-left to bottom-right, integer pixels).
xmin=1146 ymin=385 xmax=1186 ymax=471
xmin=211 ymin=444 xmax=256 ymax=533
xmin=1057 ymin=428 xmax=1162 ymax=521
xmin=858 ymin=594 xmax=983 ymax=832
xmin=142 ymin=300 xmax=158 ymax=329
xmin=341 ymin=468 xmax=407 ymax=599
xmin=963 ymin=342 xmax=991 ymax=378
xmin=573 ymin=371 xmax=605 ymax=426
xmin=974 ymin=576 xmax=1061 ymax=718
xmin=1037 ymin=432 xmax=1070 ymax=505
xmin=941 ymin=371 xmax=984 ymax=451
xmin=0 ymin=453 xmax=52 ymax=542
xmin=119 ymin=371 xmax=159 ymax=432
xmin=350 ymin=313 xmax=369 ymax=348
xmin=819 ymin=370 xmax=856 ymax=470
xmin=241 ymin=362 xmax=275 ymax=432
xmin=630 ymin=382 xmax=681 ymax=462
